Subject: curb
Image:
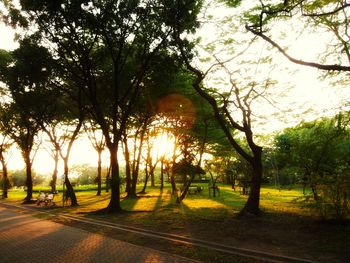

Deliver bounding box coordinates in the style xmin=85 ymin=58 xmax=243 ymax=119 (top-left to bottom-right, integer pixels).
xmin=0 ymin=202 xmax=315 ymax=263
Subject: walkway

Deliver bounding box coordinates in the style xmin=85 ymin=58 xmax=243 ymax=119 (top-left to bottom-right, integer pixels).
xmin=0 ymin=206 xmax=199 ymax=263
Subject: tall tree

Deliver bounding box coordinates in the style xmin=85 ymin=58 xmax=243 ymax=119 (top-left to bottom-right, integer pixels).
xmin=0 ymin=103 xmax=40 ymax=202
xmin=173 ymin=0 xmax=279 ymax=214
xmin=0 ymin=42 xmax=49 ymax=203
xmin=0 ymin=134 xmax=13 ymax=199
xmin=84 ymin=121 xmax=106 ymax=196
xmin=4 ymin=0 xmax=203 ymax=213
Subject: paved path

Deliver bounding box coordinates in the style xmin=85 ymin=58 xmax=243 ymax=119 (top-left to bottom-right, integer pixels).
xmin=0 ymin=206 xmax=199 ymax=263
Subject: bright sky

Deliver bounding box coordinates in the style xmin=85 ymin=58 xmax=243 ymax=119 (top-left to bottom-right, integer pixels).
xmin=0 ymin=23 xmax=17 ymax=50
xmin=1 ymin=2 xmax=350 ymax=174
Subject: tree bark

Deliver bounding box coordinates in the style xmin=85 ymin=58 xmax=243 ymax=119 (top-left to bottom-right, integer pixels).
xmin=23 ymin=150 xmax=33 ymax=203
xmin=106 ymin=165 xmax=111 ymax=193
xmin=176 ymin=173 xmax=196 ymax=204
xmin=50 ymin=149 xmax=59 ymax=192
xmin=240 ymin=148 xmax=263 ymax=216
xmin=150 ymin=171 xmax=155 ymax=187
xmin=130 ymin=122 xmax=147 ymax=197
xmin=0 ymin=151 xmax=9 ymax=199
xmin=106 ymin=145 xmax=122 ymax=213
xmin=123 ymin=135 xmax=132 ymax=197
xmin=139 ymin=167 xmax=149 ymax=194
xmin=96 ymin=149 xmax=102 ymax=196
xmin=160 ymin=158 xmax=164 ymax=191
xmin=63 ymin=157 xmax=78 ymax=206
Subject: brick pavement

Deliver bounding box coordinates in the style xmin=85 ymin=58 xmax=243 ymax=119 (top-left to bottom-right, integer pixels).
xmin=0 ymin=206 xmax=199 ymax=263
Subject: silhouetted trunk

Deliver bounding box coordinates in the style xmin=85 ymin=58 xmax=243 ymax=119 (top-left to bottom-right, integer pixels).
xmin=130 ymin=123 xmax=147 ymax=197
xmin=0 ymin=151 xmax=9 ymax=199
xmin=231 ymin=175 xmax=236 ymax=190
xmin=106 ymin=146 xmax=122 ymax=213
xmin=123 ymin=135 xmax=132 ymax=197
xmin=23 ymin=151 xmax=33 ymax=203
xmin=50 ymin=149 xmax=59 ymax=192
xmin=240 ymin=149 xmax=263 ymax=216
xmin=176 ymin=174 xmax=195 ymax=204
xmin=170 ymin=138 xmax=178 ymax=195
xmin=160 ymin=158 xmax=164 ymax=191
xmin=150 ymin=171 xmax=155 ymax=187
xmin=106 ymin=165 xmax=111 ymax=193
xmin=170 ymin=173 xmax=177 ymax=195
xmin=140 ymin=167 xmax=149 ymax=194
xmin=96 ymin=149 xmax=102 ymax=196
xmin=63 ymin=157 xmax=78 ymax=206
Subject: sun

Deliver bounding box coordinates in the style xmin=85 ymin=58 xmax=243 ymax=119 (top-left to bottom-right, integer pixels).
xmin=151 ymin=133 xmax=175 ymax=161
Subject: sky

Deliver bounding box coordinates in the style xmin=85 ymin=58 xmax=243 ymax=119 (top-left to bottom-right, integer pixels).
xmin=1 ymin=2 xmax=350 ymax=174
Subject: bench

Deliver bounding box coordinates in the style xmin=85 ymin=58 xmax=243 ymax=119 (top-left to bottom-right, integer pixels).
xmin=36 ymin=192 xmax=57 ymax=206
xmin=188 ymin=185 xmax=203 ymax=194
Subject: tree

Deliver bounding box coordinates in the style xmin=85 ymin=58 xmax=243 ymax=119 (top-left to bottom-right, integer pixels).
xmin=0 ymin=43 xmax=46 ymax=203
xmin=173 ymin=0 xmax=279 ymax=214
xmin=0 ymin=134 xmax=13 ymax=198
xmin=0 ymin=103 xmax=40 ymax=202
xmin=4 ymin=0 xmax=203 ymax=213
xmin=273 ymin=114 xmax=350 ymax=219
xmin=84 ymin=121 xmax=106 ymax=196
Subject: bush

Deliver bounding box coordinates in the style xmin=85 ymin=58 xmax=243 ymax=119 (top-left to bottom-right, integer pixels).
xmin=10 ymin=170 xmax=26 ymax=187
xmin=316 ymin=174 xmax=350 ymax=220
xmin=0 ymin=176 xmax=12 ymax=190
xmin=301 ymin=173 xmax=350 ymax=220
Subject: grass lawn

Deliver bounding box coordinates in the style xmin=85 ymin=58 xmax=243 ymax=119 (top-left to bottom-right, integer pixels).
xmin=2 ymin=183 xmax=349 ymax=263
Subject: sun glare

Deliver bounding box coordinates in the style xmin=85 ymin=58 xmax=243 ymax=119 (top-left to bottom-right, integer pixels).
xmin=151 ymin=133 xmax=174 ymax=160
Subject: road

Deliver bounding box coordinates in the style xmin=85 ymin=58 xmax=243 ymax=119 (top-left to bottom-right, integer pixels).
xmin=0 ymin=205 xmax=199 ymax=263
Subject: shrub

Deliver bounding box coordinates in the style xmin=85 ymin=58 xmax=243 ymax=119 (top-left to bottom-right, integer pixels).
xmin=316 ymin=173 xmax=350 ymax=220
xmin=10 ymin=170 xmax=26 ymax=187
xmin=301 ymin=173 xmax=350 ymax=220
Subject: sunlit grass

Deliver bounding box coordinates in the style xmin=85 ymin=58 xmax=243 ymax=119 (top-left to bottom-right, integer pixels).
xmin=2 ymin=183 xmax=316 ymax=228
xmin=2 ymin=183 xmax=348 ymax=263
xmin=2 ymin=183 xmax=309 ymax=215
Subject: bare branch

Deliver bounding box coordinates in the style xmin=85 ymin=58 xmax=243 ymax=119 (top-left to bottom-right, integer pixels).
xmin=246 ymin=24 xmax=350 ymax=71
xmin=302 ymin=2 xmax=350 ymax=17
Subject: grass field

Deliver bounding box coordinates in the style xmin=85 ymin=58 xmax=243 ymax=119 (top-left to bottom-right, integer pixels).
xmin=1 ymin=183 xmax=349 ymax=263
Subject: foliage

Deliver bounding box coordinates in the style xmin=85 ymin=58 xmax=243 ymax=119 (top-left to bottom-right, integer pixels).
xmin=316 ymin=172 xmax=350 ymax=220
xmin=3 ymin=0 xmax=204 ymax=211
xmin=70 ymin=163 xmax=110 ymax=186
xmin=8 ymin=169 xmax=45 ymax=187
xmin=272 ymin=113 xmax=350 ymax=219
xmin=244 ymin=0 xmax=350 ymax=74
xmin=0 ymin=175 xmax=12 ymax=190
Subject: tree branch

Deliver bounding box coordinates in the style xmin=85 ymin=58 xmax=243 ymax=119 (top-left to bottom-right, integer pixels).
xmin=246 ymin=24 xmax=350 ymax=72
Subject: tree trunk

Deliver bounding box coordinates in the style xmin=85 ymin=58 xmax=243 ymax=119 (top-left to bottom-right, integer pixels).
xmin=231 ymin=175 xmax=236 ymax=191
xmin=160 ymin=158 xmax=164 ymax=191
xmin=0 ymin=153 xmax=9 ymax=199
xmin=176 ymin=174 xmax=196 ymax=204
xmin=50 ymin=149 xmax=59 ymax=192
xmin=150 ymin=171 xmax=155 ymax=187
xmin=63 ymin=158 xmax=78 ymax=206
xmin=139 ymin=167 xmax=149 ymax=194
xmin=130 ymin=127 xmax=146 ymax=197
xmin=23 ymin=151 xmax=33 ymax=203
xmin=122 ymin=135 xmax=132 ymax=197
xmin=106 ymin=146 xmax=122 ymax=213
xmin=240 ymin=150 xmax=263 ymax=216
xmin=170 ymin=173 xmax=177 ymax=195
xmin=106 ymin=165 xmax=111 ymax=193
xmin=96 ymin=149 xmax=102 ymax=196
